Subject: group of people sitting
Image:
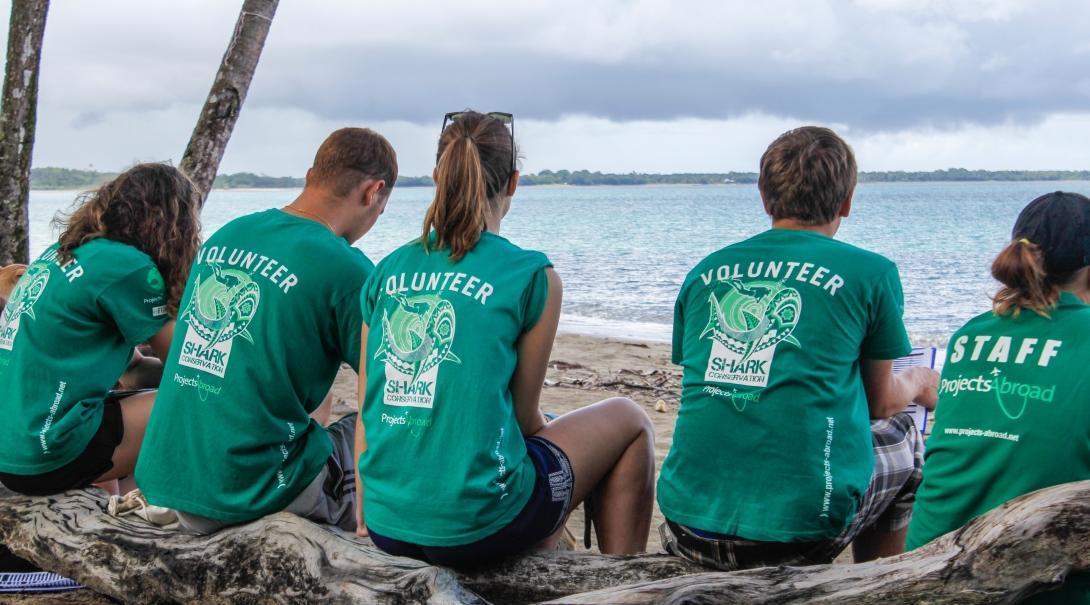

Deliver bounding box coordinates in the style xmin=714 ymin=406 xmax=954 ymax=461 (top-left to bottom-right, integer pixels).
xmin=0 ymin=113 xmax=1087 ymax=602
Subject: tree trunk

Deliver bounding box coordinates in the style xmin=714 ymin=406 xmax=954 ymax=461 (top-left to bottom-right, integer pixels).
xmin=179 ymin=0 xmax=278 ymax=204
xmin=0 ymin=0 xmax=49 ymax=266
xmin=3 ymin=481 xmax=1090 ymax=604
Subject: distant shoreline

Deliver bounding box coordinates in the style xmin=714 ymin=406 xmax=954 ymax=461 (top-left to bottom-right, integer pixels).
xmin=29 ymin=179 xmax=1090 ymax=192
xmin=28 ymin=167 xmax=1090 ymax=191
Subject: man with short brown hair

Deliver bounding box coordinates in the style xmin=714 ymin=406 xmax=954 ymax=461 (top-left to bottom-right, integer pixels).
xmin=136 ymin=128 xmax=397 ymax=533
xmin=658 ymin=125 xmax=938 ymax=569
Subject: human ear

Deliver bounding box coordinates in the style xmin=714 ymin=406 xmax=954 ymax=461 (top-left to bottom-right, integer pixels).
xmin=362 ymin=180 xmax=386 ymax=207
xmin=839 ymin=194 xmax=853 ymax=218
xmin=506 ymin=170 xmax=520 ymax=197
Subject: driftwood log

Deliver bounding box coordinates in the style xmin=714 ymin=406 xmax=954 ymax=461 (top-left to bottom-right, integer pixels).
xmin=2 ymin=481 xmax=1090 ymax=604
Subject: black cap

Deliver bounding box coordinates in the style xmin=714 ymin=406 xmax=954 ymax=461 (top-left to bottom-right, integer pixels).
xmin=1012 ymin=191 xmax=1090 ymax=275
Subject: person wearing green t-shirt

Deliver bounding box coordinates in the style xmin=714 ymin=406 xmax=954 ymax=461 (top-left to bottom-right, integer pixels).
xmin=0 ymin=164 xmax=202 ymax=496
xmin=356 ymin=111 xmax=655 ymax=566
xmin=135 ymin=128 xmax=398 ymax=533
xmin=658 ymin=126 xmax=939 ymax=570
xmin=908 ymin=191 xmax=1090 ymax=604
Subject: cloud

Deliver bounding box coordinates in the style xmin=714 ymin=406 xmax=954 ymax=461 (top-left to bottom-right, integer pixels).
xmin=12 ymin=0 xmax=1089 ymax=129
xmin=1 ymin=0 xmax=1087 ymax=174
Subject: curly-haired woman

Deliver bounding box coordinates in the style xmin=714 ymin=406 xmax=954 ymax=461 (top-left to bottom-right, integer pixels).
xmin=0 ymin=163 xmax=201 ymax=496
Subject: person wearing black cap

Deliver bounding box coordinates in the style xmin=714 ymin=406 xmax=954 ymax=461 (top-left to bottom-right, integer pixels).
xmin=907 ymin=191 xmax=1090 ymax=604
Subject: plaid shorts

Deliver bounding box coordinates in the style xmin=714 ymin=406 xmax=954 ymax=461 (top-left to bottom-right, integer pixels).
xmin=660 ymin=412 xmax=924 ymax=570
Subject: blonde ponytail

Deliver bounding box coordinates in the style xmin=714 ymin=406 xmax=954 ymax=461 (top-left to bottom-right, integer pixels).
xmin=422 ymin=111 xmax=515 ymax=261
xmin=423 ymin=136 xmax=489 ymax=261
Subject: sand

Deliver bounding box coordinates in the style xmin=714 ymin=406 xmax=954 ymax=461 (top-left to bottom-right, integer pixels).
xmin=328 ymin=332 xmax=681 ymax=553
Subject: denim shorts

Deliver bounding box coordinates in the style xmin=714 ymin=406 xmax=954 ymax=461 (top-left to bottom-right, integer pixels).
xmin=368 ymin=435 xmax=575 ymax=568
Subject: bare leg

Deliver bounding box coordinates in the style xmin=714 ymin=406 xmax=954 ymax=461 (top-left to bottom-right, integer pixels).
xmin=118 ymin=476 xmax=138 ymax=494
xmin=96 ymin=391 xmax=156 ymax=483
xmin=852 ymin=526 xmax=908 ymax=562
xmin=533 ymin=397 xmax=655 ymax=554
xmin=94 ymin=479 xmax=120 ymax=495
xmin=311 ymin=392 xmax=334 ymax=427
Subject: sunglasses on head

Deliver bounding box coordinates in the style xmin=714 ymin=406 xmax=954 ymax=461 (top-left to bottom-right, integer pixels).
xmin=439 ymin=111 xmax=516 ymax=172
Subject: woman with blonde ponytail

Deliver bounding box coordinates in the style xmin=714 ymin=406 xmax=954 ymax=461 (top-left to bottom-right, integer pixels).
xmin=908 ymin=191 xmax=1090 ymax=604
xmin=355 ymin=111 xmax=655 ymax=565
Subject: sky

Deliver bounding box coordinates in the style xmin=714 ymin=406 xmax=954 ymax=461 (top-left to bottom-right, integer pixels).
xmin=4 ymin=0 xmax=1089 ymax=177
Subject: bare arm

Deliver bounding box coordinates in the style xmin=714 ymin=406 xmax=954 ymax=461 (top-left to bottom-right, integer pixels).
xmin=510 ymin=269 xmax=563 ymax=436
xmin=146 ymin=320 xmax=175 ymax=361
xmin=354 ymin=323 xmax=369 ymax=537
xmin=861 ymin=360 xmax=939 ymax=419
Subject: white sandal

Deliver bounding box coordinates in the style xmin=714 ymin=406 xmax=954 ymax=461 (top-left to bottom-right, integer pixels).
xmin=107 ymin=489 xmax=178 ymax=527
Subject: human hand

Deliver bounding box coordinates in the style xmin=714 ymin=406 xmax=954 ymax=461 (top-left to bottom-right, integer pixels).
xmin=0 ymin=264 xmax=27 ymax=301
xmin=908 ymin=367 xmax=940 ymax=411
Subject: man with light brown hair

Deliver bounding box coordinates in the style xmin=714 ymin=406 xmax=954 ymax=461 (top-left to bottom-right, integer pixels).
xmin=136 ymin=128 xmax=397 ymax=533
xmin=658 ymin=126 xmax=938 ymax=569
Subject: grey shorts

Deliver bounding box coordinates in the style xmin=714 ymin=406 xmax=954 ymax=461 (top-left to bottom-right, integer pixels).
xmin=178 ymin=413 xmax=359 ymax=534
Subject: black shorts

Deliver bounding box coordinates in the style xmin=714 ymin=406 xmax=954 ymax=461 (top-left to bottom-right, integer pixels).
xmin=0 ymin=392 xmax=132 ymax=496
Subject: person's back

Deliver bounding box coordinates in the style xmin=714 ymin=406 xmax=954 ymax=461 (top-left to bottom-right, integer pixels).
xmin=137 ymin=210 xmax=371 ymax=520
xmin=136 ymin=128 xmax=398 ymax=530
xmin=0 ymin=164 xmax=201 ymax=496
xmin=663 ymin=231 xmax=908 ymax=538
xmin=357 ymin=111 xmax=655 ymax=567
xmin=908 ymin=191 xmax=1090 ymax=604
xmin=0 ymin=241 xmax=165 ymax=474
xmin=658 ymin=126 xmax=938 ymax=569
xmin=361 ymin=231 xmax=550 ymax=543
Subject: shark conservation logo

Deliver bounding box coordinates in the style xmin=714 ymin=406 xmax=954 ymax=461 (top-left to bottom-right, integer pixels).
xmin=702 ymin=279 xmax=802 ymax=390
xmin=177 ymin=265 xmax=260 ymax=378
xmin=376 ymin=293 xmax=461 ymax=408
xmin=0 ymin=264 xmax=50 ymax=351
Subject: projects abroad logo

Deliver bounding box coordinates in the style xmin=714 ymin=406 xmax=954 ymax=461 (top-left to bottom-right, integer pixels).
xmin=172 ymin=372 xmax=224 ymax=402
xmin=177 ymin=264 xmax=260 ymax=378
xmin=376 ymin=293 xmax=461 ymax=409
xmin=0 ymin=264 xmax=50 ymax=351
xmin=380 ymin=412 xmax=433 ymax=436
xmin=701 ymin=279 xmax=802 ymax=390
xmin=702 ymin=385 xmax=763 ymax=412
xmin=940 ymin=368 xmax=1056 ymax=420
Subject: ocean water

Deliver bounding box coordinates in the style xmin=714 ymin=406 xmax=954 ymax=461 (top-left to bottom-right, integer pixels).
xmin=27 ymin=181 xmax=1090 ymax=346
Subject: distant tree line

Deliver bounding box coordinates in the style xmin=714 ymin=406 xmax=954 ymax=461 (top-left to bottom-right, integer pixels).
xmin=857 ymin=168 xmax=1090 ymax=182
xmin=28 ymin=166 xmax=1090 ymax=191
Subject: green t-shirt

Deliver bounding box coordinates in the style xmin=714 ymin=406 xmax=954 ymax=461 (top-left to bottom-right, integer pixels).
xmin=0 ymin=240 xmax=167 ymax=474
xmin=135 ymin=209 xmax=373 ymax=522
xmin=658 ymin=228 xmax=912 ymax=541
xmin=907 ymin=292 xmax=1090 ymax=604
xmin=358 ymin=232 xmax=551 ymax=546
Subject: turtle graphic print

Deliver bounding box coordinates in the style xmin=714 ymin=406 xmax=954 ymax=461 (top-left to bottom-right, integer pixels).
xmin=702 ymin=279 xmax=802 ymax=389
xmin=0 ymin=264 xmax=50 ymax=351
xmin=376 ymin=293 xmax=461 ymax=408
xmin=177 ymin=264 xmax=261 ymax=378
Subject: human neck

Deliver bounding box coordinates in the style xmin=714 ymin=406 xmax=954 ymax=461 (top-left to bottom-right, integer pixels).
xmin=1061 ymin=270 xmax=1090 ymax=305
xmin=284 ymin=189 xmax=348 ymax=238
xmin=770 ymin=218 xmax=839 ymax=238
xmin=484 ymin=197 xmax=507 ymax=234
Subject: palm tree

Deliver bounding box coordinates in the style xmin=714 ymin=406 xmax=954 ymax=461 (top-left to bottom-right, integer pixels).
xmin=0 ymin=0 xmax=49 ymax=266
xmin=180 ymin=0 xmax=279 ymax=205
